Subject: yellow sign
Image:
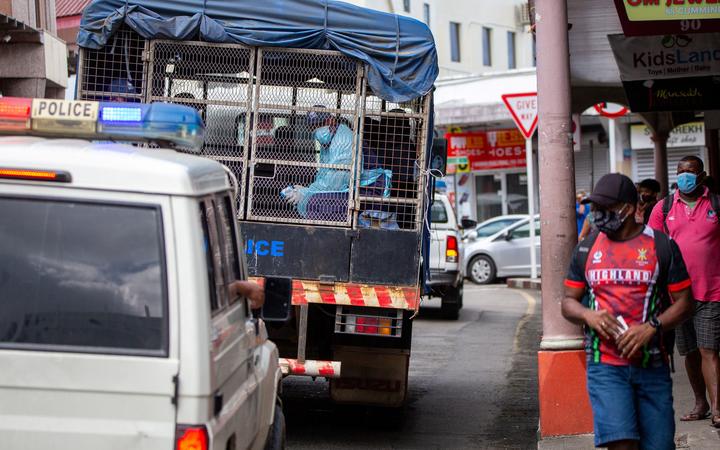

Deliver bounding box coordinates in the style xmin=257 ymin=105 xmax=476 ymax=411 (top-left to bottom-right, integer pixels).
xmin=31 ymin=99 xmax=99 ymax=135
xmin=624 ymin=0 xmax=720 ymax=22
xmin=456 ymin=163 xmax=470 ymax=173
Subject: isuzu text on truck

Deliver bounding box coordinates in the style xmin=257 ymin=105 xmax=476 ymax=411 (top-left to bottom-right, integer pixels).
xmin=76 ymin=0 xmax=440 ymax=408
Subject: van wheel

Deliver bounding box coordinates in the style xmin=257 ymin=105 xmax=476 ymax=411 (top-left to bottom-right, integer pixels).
xmin=469 ymin=255 xmax=496 ymax=285
xmin=441 ymin=281 xmax=463 ymax=320
xmin=264 ymin=399 xmax=286 ymax=450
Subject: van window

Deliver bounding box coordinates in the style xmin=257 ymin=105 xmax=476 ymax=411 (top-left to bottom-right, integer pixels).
xmin=0 ymin=197 xmax=167 ymax=356
xmin=431 ymin=201 xmax=449 ymax=223
xmin=200 ymin=195 xmax=244 ymax=314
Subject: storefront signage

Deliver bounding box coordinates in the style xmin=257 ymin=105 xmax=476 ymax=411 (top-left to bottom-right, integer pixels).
xmin=614 ymin=0 xmax=720 ymax=36
xmin=630 ymin=121 xmax=705 ymax=149
xmin=608 ymin=33 xmax=720 ymax=80
xmin=445 ymin=130 xmax=526 ymax=172
xmin=608 ymin=33 xmax=720 ymax=111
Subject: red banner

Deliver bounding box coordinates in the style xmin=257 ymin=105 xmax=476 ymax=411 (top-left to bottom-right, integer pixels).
xmin=445 ymin=129 xmax=526 ymax=172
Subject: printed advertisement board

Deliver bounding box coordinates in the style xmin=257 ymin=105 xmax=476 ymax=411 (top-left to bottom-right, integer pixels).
xmin=445 ymin=130 xmax=526 ymax=172
xmin=614 ymin=0 xmax=720 ymax=36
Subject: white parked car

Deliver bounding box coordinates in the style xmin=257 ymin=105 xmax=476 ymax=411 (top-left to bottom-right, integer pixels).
xmin=427 ymin=194 xmax=475 ymax=319
xmin=0 ymin=99 xmax=287 ymax=450
xmin=463 ymin=215 xmax=541 ymax=284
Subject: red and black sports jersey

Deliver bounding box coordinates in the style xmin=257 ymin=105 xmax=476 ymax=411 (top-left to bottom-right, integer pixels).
xmin=565 ymin=226 xmax=691 ymax=367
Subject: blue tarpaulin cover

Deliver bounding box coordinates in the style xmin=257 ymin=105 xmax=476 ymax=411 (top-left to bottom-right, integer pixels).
xmin=78 ymin=0 xmax=438 ymax=103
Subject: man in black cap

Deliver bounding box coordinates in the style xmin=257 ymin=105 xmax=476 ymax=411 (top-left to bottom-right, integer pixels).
xmin=561 ymin=173 xmax=694 ymax=450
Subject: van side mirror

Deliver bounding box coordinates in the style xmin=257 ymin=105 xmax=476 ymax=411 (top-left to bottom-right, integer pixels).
xmin=460 ymin=219 xmax=477 ymax=230
xmin=430 ymin=137 xmax=447 ymax=174
xmin=261 ymin=277 xmax=292 ymax=322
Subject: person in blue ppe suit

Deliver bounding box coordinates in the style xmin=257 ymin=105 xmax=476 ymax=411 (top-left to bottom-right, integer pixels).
xmin=283 ymin=108 xmax=356 ymax=217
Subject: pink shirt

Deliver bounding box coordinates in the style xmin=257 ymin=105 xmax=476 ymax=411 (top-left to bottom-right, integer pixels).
xmin=648 ymin=187 xmax=720 ymax=302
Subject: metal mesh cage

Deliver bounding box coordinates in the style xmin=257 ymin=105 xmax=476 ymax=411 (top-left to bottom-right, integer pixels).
xmin=356 ymin=93 xmax=430 ymax=231
xmin=245 ymin=48 xmax=364 ymax=227
xmin=78 ymin=27 xmax=147 ymax=102
xmin=78 ymin=30 xmax=431 ymax=231
xmin=147 ymin=40 xmax=255 ymax=218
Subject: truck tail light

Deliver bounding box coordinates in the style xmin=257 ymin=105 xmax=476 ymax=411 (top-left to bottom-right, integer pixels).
xmin=335 ymin=307 xmax=403 ymax=338
xmin=446 ymin=235 xmax=459 ymax=263
xmin=176 ymin=425 xmax=208 ymax=450
xmin=0 ymin=168 xmax=71 ymax=183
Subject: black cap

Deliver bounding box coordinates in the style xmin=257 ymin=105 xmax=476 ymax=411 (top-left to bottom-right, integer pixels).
xmin=582 ymin=173 xmax=638 ymax=208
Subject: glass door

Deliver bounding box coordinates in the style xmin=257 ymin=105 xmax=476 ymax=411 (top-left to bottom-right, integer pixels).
xmin=475 ymin=174 xmax=502 ymax=222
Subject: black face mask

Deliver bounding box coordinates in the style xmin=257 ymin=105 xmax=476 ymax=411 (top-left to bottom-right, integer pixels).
xmin=640 ymin=194 xmax=655 ymax=204
xmin=591 ymin=205 xmax=629 ymax=234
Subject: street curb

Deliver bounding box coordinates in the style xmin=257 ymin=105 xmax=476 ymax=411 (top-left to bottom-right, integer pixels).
xmin=507 ymin=278 xmax=541 ymax=290
xmin=537 ymin=434 xmax=596 ymax=450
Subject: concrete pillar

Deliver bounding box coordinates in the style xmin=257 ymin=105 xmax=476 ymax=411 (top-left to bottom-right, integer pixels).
xmin=652 ymin=131 xmax=670 ymax=197
xmin=535 ymin=0 xmax=592 ymax=439
xmin=1 ymin=78 xmax=46 ymax=97
xmin=705 ymin=117 xmax=720 ymax=183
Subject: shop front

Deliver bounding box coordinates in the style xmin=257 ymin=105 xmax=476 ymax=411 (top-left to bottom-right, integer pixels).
xmin=445 ymin=128 xmax=537 ymax=223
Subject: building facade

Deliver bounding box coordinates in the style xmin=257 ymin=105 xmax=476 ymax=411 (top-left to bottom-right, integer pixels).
xmin=347 ymin=0 xmax=535 ymax=78
xmin=0 ymin=0 xmax=67 ymax=98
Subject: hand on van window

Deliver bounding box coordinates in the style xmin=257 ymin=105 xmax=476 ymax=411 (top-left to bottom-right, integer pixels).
xmin=228 ymin=281 xmax=265 ymax=309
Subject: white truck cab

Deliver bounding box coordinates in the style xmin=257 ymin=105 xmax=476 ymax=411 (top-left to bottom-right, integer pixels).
xmin=0 ymin=99 xmax=285 ymax=450
xmin=428 ymin=193 xmax=465 ymax=319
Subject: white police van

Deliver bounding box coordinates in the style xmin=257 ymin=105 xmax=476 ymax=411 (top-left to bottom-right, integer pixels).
xmin=0 ymin=97 xmax=288 ymax=450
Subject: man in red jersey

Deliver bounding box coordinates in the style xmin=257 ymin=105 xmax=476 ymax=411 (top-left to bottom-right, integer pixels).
xmin=562 ymin=173 xmax=693 ymax=450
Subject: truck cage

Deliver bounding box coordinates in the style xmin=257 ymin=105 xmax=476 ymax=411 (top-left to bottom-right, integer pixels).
xmin=77 ymin=28 xmax=432 ymax=234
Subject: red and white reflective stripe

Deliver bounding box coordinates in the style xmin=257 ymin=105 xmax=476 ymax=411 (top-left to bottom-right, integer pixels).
xmin=279 ymin=358 xmax=341 ymax=378
xmin=249 ymin=278 xmax=419 ymax=310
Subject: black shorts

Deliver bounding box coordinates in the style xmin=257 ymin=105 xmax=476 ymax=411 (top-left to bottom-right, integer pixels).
xmin=676 ymin=300 xmax=720 ymax=355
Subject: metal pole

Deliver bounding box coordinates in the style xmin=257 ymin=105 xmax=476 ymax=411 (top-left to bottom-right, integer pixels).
xmin=536 ymin=0 xmax=583 ymax=349
xmin=609 ymin=118 xmax=616 ymax=173
xmin=653 ymin=131 xmax=669 ymax=198
xmin=527 ymin=137 xmax=537 ymax=279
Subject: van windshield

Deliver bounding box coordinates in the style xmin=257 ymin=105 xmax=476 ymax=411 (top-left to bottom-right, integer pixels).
xmin=0 ymin=197 xmax=167 ymax=356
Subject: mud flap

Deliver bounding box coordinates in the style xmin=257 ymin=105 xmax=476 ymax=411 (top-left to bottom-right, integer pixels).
xmin=330 ymin=346 xmax=409 ymax=407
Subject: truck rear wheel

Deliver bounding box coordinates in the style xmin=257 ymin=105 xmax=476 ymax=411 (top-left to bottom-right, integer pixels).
xmin=264 ymin=398 xmax=286 ymax=450
xmin=441 ymin=281 xmax=463 ymax=320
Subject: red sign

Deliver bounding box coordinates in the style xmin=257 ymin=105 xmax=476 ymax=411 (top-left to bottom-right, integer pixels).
xmin=445 ymin=130 xmax=527 ymax=172
xmin=593 ymin=103 xmax=629 ymax=118
xmin=501 ymin=92 xmax=539 ymax=139
xmin=613 ymin=0 xmax=720 ymax=36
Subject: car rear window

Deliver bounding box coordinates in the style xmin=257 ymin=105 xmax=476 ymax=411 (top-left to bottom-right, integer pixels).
xmin=430 ymin=201 xmax=449 ymax=223
xmin=0 ymin=197 xmax=167 ymax=356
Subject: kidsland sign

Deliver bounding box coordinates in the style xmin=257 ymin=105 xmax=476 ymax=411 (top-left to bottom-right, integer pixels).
xmin=609 ymin=33 xmax=720 ymax=111
xmin=609 ymin=33 xmax=720 ymax=80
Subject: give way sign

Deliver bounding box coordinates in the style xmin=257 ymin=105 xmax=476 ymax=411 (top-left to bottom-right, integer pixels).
xmin=502 ymin=92 xmax=538 ymax=139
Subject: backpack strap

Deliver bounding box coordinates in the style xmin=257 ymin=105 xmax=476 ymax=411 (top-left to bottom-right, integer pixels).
xmin=661 ymin=195 xmax=673 ymax=234
xmin=710 ymin=193 xmax=720 ymax=222
xmin=652 ymin=229 xmax=676 ymax=371
xmin=653 ymin=230 xmax=672 ymax=308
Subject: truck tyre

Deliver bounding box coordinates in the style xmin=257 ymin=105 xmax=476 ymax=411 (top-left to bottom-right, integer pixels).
xmin=441 ymin=281 xmax=463 ymax=320
xmin=264 ymin=399 xmax=286 ymax=450
xmin=469 ymin=255 xmax=496 ymax=285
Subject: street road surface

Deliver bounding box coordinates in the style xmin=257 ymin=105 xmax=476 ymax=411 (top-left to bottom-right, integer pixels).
xmin=283 ymin=285 xmax=541 ymax=449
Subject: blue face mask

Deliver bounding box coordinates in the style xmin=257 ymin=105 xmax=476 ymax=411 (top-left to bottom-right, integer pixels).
xmin=677 ymin=172 xmax=698 ymax=194
xmin=314 ymin=126 xmax=333 ymax=146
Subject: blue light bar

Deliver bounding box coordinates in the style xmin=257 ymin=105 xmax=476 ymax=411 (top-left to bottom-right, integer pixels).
xmin=98 ymin=102 xmax=204 ymax=151
xmin=0 ymin=99 xmax=205 ymax=151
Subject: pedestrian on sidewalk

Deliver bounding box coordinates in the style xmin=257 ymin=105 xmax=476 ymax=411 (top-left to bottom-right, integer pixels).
xmin=648 ymin=156 xmax=720 ymax=427
xmin=635 ymin=179 xmax=660 ymax=225
xmin=562 ymin=173 xmax=694 ymax=450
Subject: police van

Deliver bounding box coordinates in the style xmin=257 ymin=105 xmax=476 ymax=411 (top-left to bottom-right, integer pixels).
xmin=0 ymin=97 xmax=289 ymax=450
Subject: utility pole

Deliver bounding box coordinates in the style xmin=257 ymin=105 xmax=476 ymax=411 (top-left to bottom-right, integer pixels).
xmin=535 ymin=0 xmax=592 ymax=439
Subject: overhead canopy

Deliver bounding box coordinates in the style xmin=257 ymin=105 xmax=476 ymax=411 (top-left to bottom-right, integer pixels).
xmin=77 ymin=0 xmax=439 ymax=103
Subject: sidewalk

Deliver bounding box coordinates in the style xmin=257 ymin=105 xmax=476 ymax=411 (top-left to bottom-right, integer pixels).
xmin=538 ymin=359 xmax=720 ymax=449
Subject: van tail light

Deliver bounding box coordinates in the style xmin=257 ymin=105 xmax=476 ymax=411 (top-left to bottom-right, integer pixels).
xmin=446 ymin=235 xmax=459 ymax=263
xmin=176 ymin=425 xmax=208 ymax=450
